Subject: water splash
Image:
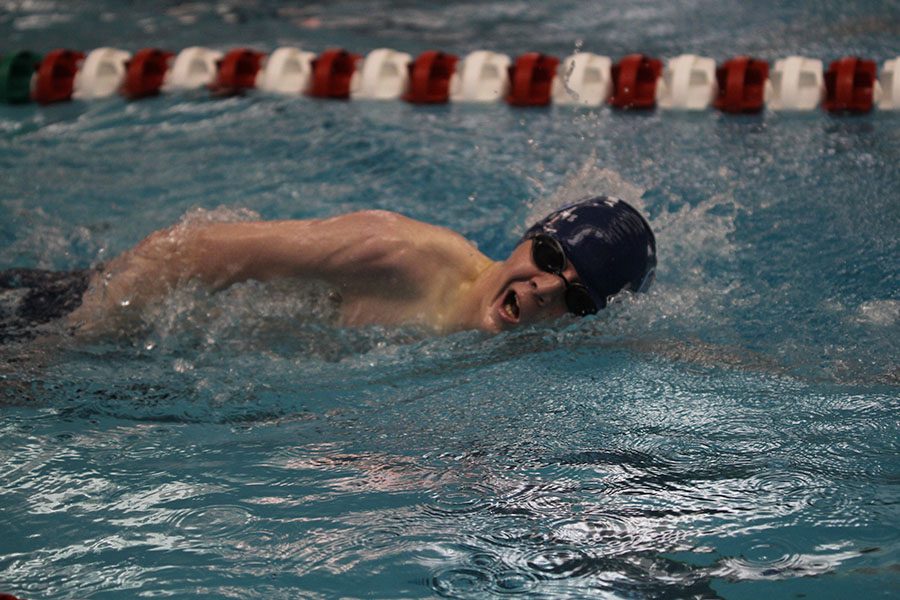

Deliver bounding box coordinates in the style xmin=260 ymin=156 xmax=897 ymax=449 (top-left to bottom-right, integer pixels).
xmin=172 ymin=205 xmax=261 ymax=228
xmin=523 ymin=158 xmax=647 ymax=233
xmin=854 ymin=299 xmax=899 ymax=327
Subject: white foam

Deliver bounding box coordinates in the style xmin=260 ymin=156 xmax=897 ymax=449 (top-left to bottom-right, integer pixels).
xmin=13 ymin=12 xmax=72 ymax=30
xmin=136 ymin=277 xmax=340 ymax=348
xmin=174 ymin=205 xmax=261 ymax=228
xmin=855 ymin=299 xmax=900 ymax=326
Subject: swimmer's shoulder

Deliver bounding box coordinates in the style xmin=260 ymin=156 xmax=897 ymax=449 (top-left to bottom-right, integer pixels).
xmin=327 ymin=210 xmax=483 ymax=256
xmin=322 ymin=209 xmax=441 ymax=234
xmin=317 ymin=210 xmax=491 ymax=285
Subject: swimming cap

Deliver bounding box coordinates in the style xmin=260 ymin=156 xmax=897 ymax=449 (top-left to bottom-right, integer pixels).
xmin=522 ymin=196 xmax=657 ymax=309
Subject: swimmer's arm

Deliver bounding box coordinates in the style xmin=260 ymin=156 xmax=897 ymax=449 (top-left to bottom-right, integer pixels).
xmin=82 ymin=210 xmax=443 ymax=311
xmin=178 ymin=210 xmax=439 ymax=290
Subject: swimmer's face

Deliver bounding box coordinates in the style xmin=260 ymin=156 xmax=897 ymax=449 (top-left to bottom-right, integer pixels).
xmin=484 ymin=237 xmax=588 ymax=332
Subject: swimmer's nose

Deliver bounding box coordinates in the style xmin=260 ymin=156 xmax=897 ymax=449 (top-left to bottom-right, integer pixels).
xmin=530 ymin=272 xmax=566 ymax=307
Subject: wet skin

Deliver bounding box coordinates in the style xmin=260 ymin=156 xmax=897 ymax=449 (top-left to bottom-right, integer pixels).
xmin=480 ymin=239 xmax=585 ymax=333
xmin=67 ymin=211 xmax=587 ymax=336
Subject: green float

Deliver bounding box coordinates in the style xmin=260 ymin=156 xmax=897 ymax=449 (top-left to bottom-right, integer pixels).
xmin=0 ymin=51 xmax=42 ymax=103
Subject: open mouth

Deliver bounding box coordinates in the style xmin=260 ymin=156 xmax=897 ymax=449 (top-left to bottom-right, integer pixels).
xmin=501 ymin=289 xmax=520 ymax=322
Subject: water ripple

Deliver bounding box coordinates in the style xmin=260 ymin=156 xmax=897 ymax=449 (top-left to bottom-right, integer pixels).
xmin=431 ymin=567 xmax=494 ymax=597
xmin=741 ymin=469 xmax=823 ymax=517
xmin=480 ymin=517 xmax=551 ymax=550
xmin=491 ymin=570 xmax=538 ymax=594
xmin=168 ymin=504 xmax=256 ymax=542
xmin=522 ymin=545 xmax=594 ymax=579
xmin=550 ymin=515 xmax=639 ymax=557
xmin=423 ymin=482 xmax=495 ymax=517
xmin=710 ymin=537 xmax=866 ymax=581
xmin=340 ymin=522 xmax=406 ymax=554
xmin=430 ymin=548 xmax=540 ymax=597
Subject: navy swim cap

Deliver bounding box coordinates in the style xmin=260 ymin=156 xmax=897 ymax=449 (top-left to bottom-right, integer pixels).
xmin=522 ymin=196 xmax=657 ymax=309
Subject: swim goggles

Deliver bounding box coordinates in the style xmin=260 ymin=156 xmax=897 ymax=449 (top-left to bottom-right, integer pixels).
xmin=530 ymin=234 xmax=598 ymax=316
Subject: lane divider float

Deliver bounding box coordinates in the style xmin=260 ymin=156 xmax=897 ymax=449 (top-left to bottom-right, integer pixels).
xmin=1 ymin=46 xmax=898 ymax=113
xmin=404 ymin=51 xmax=457 ymax=103
xmin=714 ymin=56 xmax=769 ymax=113
xmin=122 ymin=48 xmax=173 ymax=99
xmin=609 ymin=53 xmax=662 ymax=109
xmin=73 ymin=47 xmax=130 ymax=100
xmin=32 ymin=49 xmax=83 ymax=104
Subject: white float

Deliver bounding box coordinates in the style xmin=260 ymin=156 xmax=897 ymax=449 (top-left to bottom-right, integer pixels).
xmin=765 ymin=56 xmax=824 ymax=110
xmin=163 ymin=46 xmax=224 ymax=91
xmin=656 ymin=54 xmax=717 ymax=110
xmin=876 ymin=57 xmax=900 ymax=110
xmin=351 ymin=48 xmax=412 ymax=100
xmin=72 ymin=47 xmax=131 ymax=99
xmin=257 ymin=47 xmax=315 ymax=95
xmin=449 ymin=51 xmax=511 ymax=102
xmin=551 ymin=52 xmax=612 ymax=107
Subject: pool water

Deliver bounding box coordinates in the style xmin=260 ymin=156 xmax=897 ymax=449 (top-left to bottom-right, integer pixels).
xmin=1 ymin=1 xmax=898 ymax=598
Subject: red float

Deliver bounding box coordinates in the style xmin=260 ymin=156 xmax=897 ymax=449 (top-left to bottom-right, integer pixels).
xmin=121 ymin=48 xmax=173 ymax=99
xmin=32 ymin=49 xmax=84 ymax=104
xmin=403 ymin=51 xmax=458 ymax=103
xmin=714 ymin=56 xmax=769 ymax=113
xmin=824 ymin=56 xmax=877 ymax=113
xmin=609 ymin=54 xmax=662 ymax=109
xmin=212 ymin=48 xmax=265 ymax=95
xmin=506 ymin=53 xmax=559 ymax=106
xmin=308 ymin=49 xmax=361 ymax=99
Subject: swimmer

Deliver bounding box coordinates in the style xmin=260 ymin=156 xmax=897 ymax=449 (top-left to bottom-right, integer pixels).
xmin=2 ymin=196 xmax=656 ymax=339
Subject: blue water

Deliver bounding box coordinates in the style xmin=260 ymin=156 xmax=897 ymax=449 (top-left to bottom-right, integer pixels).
xmin=1 ymin=1 xmax=898 ymax=598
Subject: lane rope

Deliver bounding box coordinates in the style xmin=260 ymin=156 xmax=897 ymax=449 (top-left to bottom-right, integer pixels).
xmin=1 ymin=46 xmax=898 ymax=113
